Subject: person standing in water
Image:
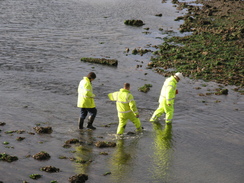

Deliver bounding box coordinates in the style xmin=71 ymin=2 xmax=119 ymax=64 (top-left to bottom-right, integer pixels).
xmin=108 ymin=83 xmax=142 ymax=135
xmin=77 ymin=72 xmax=97 ymax=130
xmin=150 ymin=72 xmax=184 ymax=124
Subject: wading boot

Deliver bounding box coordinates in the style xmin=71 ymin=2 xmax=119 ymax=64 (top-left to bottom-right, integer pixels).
xmin=87 ymin=116 xmax=96 ymax=130
xmin=78 ymin=118 xmax=84 ymax=129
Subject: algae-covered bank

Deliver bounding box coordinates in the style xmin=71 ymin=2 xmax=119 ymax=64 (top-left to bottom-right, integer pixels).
xmin=150 ymin=0 xmax=243 ymax=92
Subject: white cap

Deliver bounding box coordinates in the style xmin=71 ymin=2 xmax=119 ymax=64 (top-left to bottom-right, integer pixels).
xmin=174 ymin=72 xmax=184 ymax=80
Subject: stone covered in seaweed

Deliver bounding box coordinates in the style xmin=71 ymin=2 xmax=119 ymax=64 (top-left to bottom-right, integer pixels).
xmin=80 ymin=57 xmax=118 ymax=66
xmin=41 ymin=166 xmax=60 ymax=173
xmin=0 ymin=153 xmax=18 ymax=162
xmin=95 ymin=141 xmax=116 ymax=148
xmin=33 ymin=126 xmax=53 ymax=134
xmin=124 ymin=19 xmax=144 ymax=26
xmin=33 ymin=151 xmax=51 ymax=160
xmin=68 ymin=174 xmax=88 ymax=183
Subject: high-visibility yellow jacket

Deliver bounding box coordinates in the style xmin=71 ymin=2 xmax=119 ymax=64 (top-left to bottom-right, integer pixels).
xmin=108 ymin=88 xmax=139 ymax=115
xmin=159 ymin=76 xmax=178 ymax=105
xmin=77 ymin=77 xmax=95 ymax=108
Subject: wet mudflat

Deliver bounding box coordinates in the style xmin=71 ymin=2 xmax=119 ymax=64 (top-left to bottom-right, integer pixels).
xmin=0 ymin=0 xmax=243 ymax=182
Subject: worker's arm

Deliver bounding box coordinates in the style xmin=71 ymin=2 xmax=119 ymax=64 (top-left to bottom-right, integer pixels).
xmin=128 ymin=94 xmax=139 ymax=116
xmin=165 ymin=85 xmax=176 ymax=106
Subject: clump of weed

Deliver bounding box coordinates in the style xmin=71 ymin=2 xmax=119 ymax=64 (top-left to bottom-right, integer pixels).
xmin=138 ymin=84 xmax=153 ymax=93
xmin=0 ymin=153 xmax=18 ymax=162
xmin=29 ymin=174 xmax=42 ymax=180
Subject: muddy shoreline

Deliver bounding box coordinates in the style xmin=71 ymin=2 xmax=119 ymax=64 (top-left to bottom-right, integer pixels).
xmin=148 ymin=0 xmax=244 ymax=92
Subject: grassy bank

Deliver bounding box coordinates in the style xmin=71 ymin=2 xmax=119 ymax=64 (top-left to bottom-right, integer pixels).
xmin=150 ymin=0 xmax=243 ymax=92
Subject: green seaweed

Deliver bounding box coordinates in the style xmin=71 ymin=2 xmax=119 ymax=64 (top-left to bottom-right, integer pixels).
xmin=150 ymin=0 xmax=243 ymax=93
xmin=0 ymin=153 xmax=18 ymax=162
xmin=138 ymin=84 xmax=153 ymax=93
xmin=29 ymin=174 xmax=42 ymax=180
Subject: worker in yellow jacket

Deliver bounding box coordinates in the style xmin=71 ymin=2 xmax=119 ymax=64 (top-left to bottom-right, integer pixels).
xmin=108 ymin=83 xmax=142 ymax=135
xmin=77 ymin=72 xmax=97 ymax=130
xmin=150 ymin=72 xmax=184 ymax=124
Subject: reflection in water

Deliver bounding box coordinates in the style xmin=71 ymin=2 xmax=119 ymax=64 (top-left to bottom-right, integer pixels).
xmin=109 ymin=138 xmax=139 ymax=182
xmin=150 ymin=122 xmax=174 ymax=182
xmin=73 ymin=130 xmax=94 ymax=174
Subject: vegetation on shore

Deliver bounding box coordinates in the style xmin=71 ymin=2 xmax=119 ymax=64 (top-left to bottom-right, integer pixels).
xmin=149 ymin=0 xmax=243 ymax=92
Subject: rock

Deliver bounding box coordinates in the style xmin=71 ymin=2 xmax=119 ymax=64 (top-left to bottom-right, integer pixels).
xmin=33 ymin=126 xmax=53 ymax=134
xmin=33 ymin=151 xmax=51 ymax=160
xmin=16 ymin=137 xmax=25 ymax=141
xmin=0 ymin=153 xmax=18 ymax=162
xmin=65 ymin=139 xmax=80 ymax=145
xmin=68 ymin=174 xmax=88 ymax=183
xmin=95 ymin=141 xmax=116 ymax=148
xmin=80 ymin=57 xmax=118 ymax=66
xmin=124 ymin=19 xmax=144 ymax=26
xmin=220 ymin=89 xmax=228 ymax=95
xmin=155 ymin=13 xmax=162 ymax=17
xmin=41 ymin=166 xmax=60 ymax=173
xmin=0 ymin=122 xmax=6 ymax=126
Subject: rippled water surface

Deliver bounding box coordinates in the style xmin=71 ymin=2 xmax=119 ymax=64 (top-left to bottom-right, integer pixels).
xmin=0 ymin=0 xmax=243 ymax=183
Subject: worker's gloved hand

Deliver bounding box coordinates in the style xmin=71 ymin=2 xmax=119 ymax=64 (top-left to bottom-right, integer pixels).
xmin=176 ymin=89 xmax=178 ymax=94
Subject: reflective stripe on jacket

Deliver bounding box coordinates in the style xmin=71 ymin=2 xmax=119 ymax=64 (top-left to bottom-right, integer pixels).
xmin=77 ymin=77 xmax=95 ymax=108
xmin=108 ymin=88 xmax=138 ymax=115
xmin=159 ymin=76 xmax=178 ymax=105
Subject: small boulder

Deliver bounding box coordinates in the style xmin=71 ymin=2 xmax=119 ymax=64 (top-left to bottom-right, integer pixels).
xmin=33 ymin=126 xmax=53 ymax=134
xmin=68 ymin=174 xmax=88 ymax=183
xmin=95 ymin=141 xmax=116 ymax=148
xmin=41 ymin=166 xmax=60 ymax=173
xmin=33 ymin=151 xmax=51 ymax=160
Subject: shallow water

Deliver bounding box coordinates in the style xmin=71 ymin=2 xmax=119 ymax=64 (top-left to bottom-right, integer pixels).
xmin=0 ymin=0 xmax=244 ymax=182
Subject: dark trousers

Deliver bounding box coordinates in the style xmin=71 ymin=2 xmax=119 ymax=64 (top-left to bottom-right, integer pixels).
xmin=80 ymin=108 xmax=97 ymax=119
